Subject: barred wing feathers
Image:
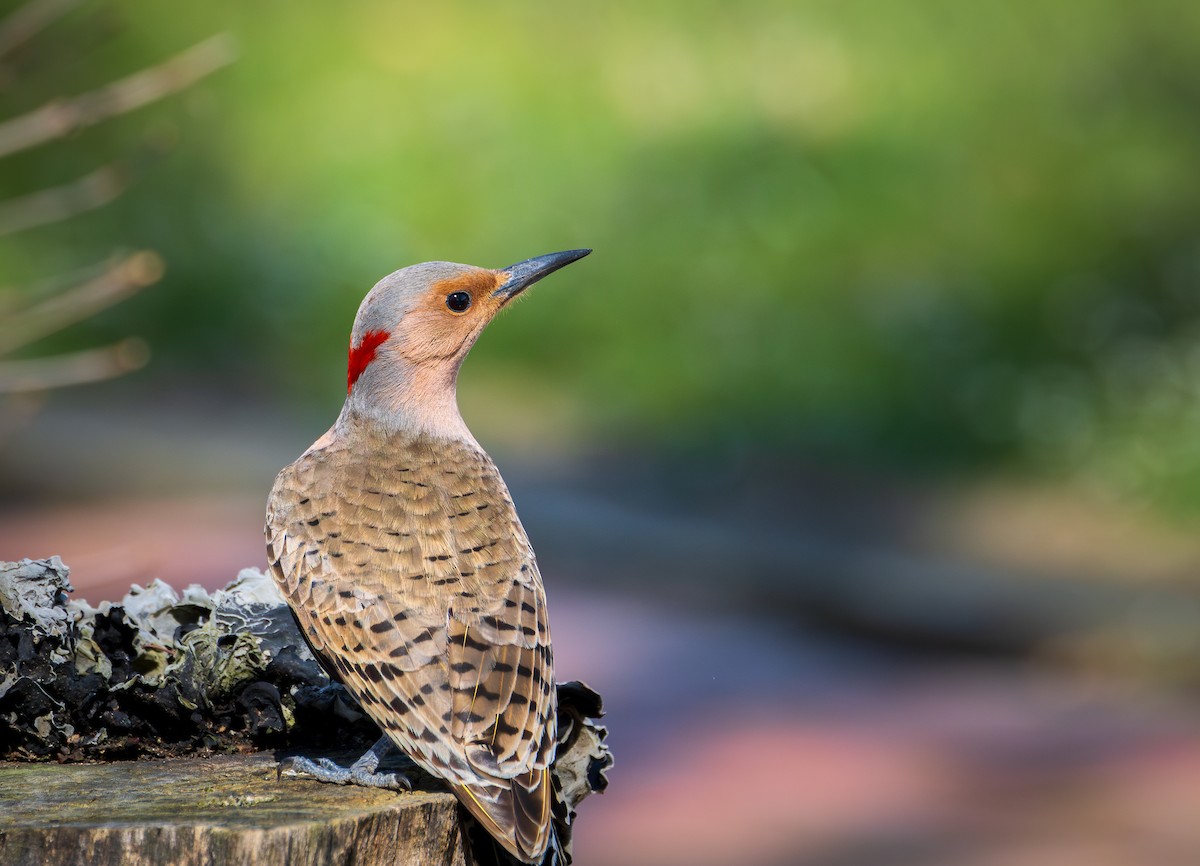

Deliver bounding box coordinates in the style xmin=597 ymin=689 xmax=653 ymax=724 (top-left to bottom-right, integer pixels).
xmin=266 ymin=431 xmax=556 ymax=861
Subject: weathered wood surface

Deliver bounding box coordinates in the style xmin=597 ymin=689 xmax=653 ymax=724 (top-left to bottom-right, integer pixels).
xmin=0 ymin=753 xmax=466 ymax=866
xmin=0 ymin=559 xmax=611 ymax=865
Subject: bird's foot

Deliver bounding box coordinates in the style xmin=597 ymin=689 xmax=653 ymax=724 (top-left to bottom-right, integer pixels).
xmin=278 ymin=752 xmax=413 ymax=791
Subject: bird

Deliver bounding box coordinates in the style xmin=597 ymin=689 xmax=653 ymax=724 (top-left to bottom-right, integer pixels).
xmin=265 ymin=249 xmax=591 ymax=863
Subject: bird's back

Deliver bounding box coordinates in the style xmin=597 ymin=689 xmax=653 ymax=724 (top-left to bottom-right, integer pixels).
xmin=266 ymin=425 xmax=557 ymax=861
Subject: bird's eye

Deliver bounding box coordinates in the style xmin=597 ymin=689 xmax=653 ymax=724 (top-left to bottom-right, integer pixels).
xmin=446 ymin=291 xmax=472 ymax=313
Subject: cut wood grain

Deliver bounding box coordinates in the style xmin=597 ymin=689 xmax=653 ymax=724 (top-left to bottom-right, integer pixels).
xmin=0 ymin=753 xmax=466 ymax=866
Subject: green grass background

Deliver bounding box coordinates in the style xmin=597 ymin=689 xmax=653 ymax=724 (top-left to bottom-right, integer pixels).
xmin=4 ymin=0 xmax=1200 ymax=508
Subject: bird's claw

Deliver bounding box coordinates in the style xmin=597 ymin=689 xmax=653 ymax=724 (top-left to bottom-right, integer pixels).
xmin=278 ymin=755 xmax=412 ymax=791
xmin=279 ymin=755 xmax=347 ymax=783
xmin=351 ymin=767 xmax=413 ymax=790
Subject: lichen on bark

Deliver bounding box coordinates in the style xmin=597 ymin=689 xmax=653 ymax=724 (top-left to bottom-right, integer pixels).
xmin=0 ymin=558 xmax=612 ymax=827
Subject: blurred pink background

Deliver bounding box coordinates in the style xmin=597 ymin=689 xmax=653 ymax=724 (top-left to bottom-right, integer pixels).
xmin=6 ymin=396 xmax=1200 ymax=865
xmin=6 ymin=4 xmax=1200 ymax=862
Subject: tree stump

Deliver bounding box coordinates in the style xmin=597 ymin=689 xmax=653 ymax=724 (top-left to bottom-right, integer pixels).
xmin=0 ymin=753 xmax=466 ymax=866
xmin=0 ymin=559 xmax=610 ymax=865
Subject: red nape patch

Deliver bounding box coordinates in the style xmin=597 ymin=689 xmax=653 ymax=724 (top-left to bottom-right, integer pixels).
xmin=347 ymin=329 xmax=390 ymax=392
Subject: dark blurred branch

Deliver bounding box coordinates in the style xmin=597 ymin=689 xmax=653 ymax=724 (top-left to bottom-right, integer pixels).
xmin=0 ymin=338 xmax=149 ymax=393
xmin=0 ymin=164 xmax=124 ymax=234
xmin=0 ymin=251 xmax=163 ymax=353
xmin=0 ymin=33 xmax=235 ymax=159
xmin=0 ymin=0 xmax=81 ymax=59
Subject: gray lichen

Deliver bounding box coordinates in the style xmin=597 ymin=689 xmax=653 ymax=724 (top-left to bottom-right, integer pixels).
xmin=0 ymin=557 xmax=611 ymax=830
xmin=0 ymin=558 xmax=359 ymax=760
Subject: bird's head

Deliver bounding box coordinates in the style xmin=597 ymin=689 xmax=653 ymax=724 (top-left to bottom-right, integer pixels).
xmin=340 ymin=249 xmax=591 ymax=437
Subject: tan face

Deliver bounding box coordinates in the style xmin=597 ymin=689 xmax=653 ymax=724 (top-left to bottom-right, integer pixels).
xmin=347 ymin=251 xmax=590 ymax=397
xmin=347 ymin=264 xmax=504 ymax=394
xmin=389 ymin=267 xmax=508 ymax=366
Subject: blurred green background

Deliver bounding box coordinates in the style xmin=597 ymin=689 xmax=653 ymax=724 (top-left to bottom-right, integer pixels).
xmin=6 ymin=3 xmax=1200 ymax=865
xmin=5 ymin=0 xmax=1200 ymax=507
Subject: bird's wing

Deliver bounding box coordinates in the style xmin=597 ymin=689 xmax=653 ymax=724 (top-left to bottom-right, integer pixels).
xmin=266 ymin=434 xmax=555 ymax=861
xmin=444 ymin=558 xmax=555 ymax=860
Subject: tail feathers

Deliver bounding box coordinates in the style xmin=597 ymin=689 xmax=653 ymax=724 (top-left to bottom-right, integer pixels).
xmin=458 ymin=682 xmax=610 ymax=866
xmin=459 ymin=801 xmax=566 ymax=866
xmin=512 ymin=769 xmax=552 ymax=856
xmin=454 ymin=767 xmax=553 ymax=864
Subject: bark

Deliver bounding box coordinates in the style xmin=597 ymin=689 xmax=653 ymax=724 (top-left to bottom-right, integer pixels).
xmin=0 ymin=558 xmax=612 ymax=865
xmin=0 ymin=753 xmax=466 ymax=866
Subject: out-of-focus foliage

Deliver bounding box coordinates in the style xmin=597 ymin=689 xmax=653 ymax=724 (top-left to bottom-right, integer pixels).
xmin=0 ymin=1 xmax=229 ymax=398
xmin=4 ymin=0 xmax=1200 ymax=507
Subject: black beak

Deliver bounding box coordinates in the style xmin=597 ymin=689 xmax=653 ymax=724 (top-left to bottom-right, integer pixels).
xmin=494 ymin=249 xmax=591 ymax=300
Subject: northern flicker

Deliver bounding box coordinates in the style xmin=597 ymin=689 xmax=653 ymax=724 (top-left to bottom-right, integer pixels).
xmin=265 ymin=249 xmax=591 ymax=863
